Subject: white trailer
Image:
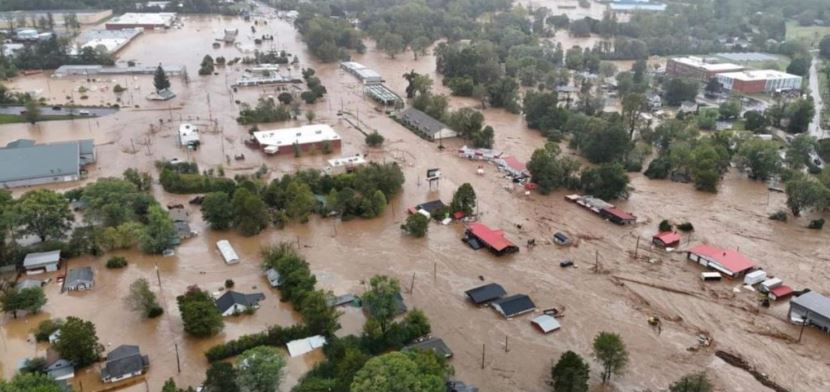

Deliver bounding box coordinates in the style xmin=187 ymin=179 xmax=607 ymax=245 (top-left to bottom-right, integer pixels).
xmin=743 ymin=270 xmax=767 ymax=285
xmin=760 ymin=277 xmax=783 ymax=293
xmin=217 ymin=240 xmax=240 ymax=264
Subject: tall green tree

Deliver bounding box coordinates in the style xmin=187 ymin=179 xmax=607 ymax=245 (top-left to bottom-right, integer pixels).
xmin=300 ymin=289 xmax=342 ymax=336
xmin=784 ymin=99 xmax=815 ymax=134
xmin=592 ymin=331 xmax=629 ymax=384
xmin=449 ymin=183 xmax=476 ymax=216
xmin=139 ymin=204 xmax=177 ymax=254
xmin=736 ymin=139 xmax=781 ymax=181
xmin=351 ymin=351 xmax=448 ymax=392
xmin=550 ymin=351 xmax=590 ymax=392
xmin=621 ymin=93 xmax=647 ymax=138
xmin=580 ymin=163 xmax=630 ymax=200
xmin=786 ymin=134 xmax=817 ymax=170
xmin=125 ymin=278 xmax=162 ymax=318
xmin=236 ymin=346 xmax=286 ymax=392
xmin=204 ymin=362 xmax=239 ymax=392
xmin=54 ymin=317 xmax=103 ymax=368
xmin=1 ymin=287 xmax=47 ymax=318
xmin=663 ymin=78 xmax=698 ymax=106
xmin=23 ymin=99 xmax=40 ymax=125
xmin=0 ymin=372 xmax=62 ymax=392
xmin=669 ymin=372 xmax=714 ymax=392
xmin=528 ymin=143 xmax=581 ymax=194
xmin=362 ymin=275 xmax=402 ymax=333
xmin=785 ymin=176 xmax=829 ymax=216
xmin=154 ymin=64 xmax=171 ymax=92
xmin=379 ymin=33 xmax=405 ymax=59
xmin=232 ymin=188 xmax=268 ymax=236
xmin=176 ymin=287 xmax=224 ymax=337
xmin=201 ymin=192 xmax=234 ymax=230
xmin=16 ymin=189 xmax=73 ymax=242
xmin=402 ymin=213 xmax=429 ymax=237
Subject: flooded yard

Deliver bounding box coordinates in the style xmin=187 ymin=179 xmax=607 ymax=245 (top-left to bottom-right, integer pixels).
xmin=1 ymin=6 xmax=830 ymax=392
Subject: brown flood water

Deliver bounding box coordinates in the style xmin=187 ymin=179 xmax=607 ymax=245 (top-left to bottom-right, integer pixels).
xmin=2 ymin=6 xmax=830 ymax=392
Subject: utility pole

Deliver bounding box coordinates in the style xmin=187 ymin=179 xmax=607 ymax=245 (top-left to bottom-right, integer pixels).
xmin=504 ymin=335 xmax=509 ymax=352
xmin=798 ymin=311 xmax=810 ymax=342
xmin=480 ymin=343 xmax=486 ymax=369
xmin=409 ymin=272 xmax=415 ymax=294
xmin=155 ymin=265 xmax=161 ymax=287
xmin=175 ymin=343 xmax=181 ymax=373
xmin=634 ymin=236 xmax=640 ymax=259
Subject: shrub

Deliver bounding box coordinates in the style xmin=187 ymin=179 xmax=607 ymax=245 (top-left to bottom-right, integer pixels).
xmin=808 ymin=218 xmax=825 ymax=230
xmin=113 ymin=84 xmax=126 ymax=93
xmin=147 ymin=305 xmax=164 ymax=318
xmin=105 ymin=256 xmax=128 ymax=269
xmin=401 ymin=214 xmax=429 ymax=237
xmin=205 ymin=324 xmax=310 ymax=362
xmin=768 ymin=211 xmax=788 ymax=222
xmin=676 ymin=222 xmax=694 ymax=232
xmin=658 ymin=220 xmax=672 ymax=232
xmin=365 ymin=131 xmax=384 ymax=147
xmin=225 ymin=279 xmax=235 ymax=288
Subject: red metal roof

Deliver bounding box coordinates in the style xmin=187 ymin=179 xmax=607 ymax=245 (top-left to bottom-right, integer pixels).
xmin=689 ymin=244 xmax=756 ymax=274
xmin=468 ymin=223 xmax=515 ymax=252
xmin=653 ymin=231 xmax=681 ymax=245
xmin=503 ymin=156 xmax=527 ymax=173
xmin=769 ymin=285 xmax=793 ymax=299
xmin=602 ymin=207 xmax=636 ymax=221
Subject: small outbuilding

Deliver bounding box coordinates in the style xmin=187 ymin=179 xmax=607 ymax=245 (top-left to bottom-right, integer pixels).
xmin=45 ymin=350 xmax=74 ymax=381
xmin=491 ymin=294 xmax=536 ymax=319
xmin=652 ymin=232 xmax=680 ymax=248
xmin=464 ymin=283 xmax=506 ymax=305
xmin=769 ymin=285 xmax=793 ymax=301
xmin=101 ymin=345 xmax=149 ymax=383
xmin=286 ymin=335 xmax=327 ymax=357
xmin=403 ymin=337 xmax=453 ymax=359
xmin=23 ymin=250 xmax=61 ymax=274
xmin=217 ymin=240 xmax=240 ymax=264
xmin=743 ymin=270 xmax=767 ymax=285
xmin=215 ymin=291 xmax=265 ymax=317
xmin=600 ymin=207 xmax=636 ymax=225
xmin=178 ymin=123 xmax=200 ymax=148
xmin=531 ymin=315 xmax=561 ymax=334
xmin=265 ymin=268 xmax=282 ymax=288
xmin=65 ymin=267 xmax=94 ymax=291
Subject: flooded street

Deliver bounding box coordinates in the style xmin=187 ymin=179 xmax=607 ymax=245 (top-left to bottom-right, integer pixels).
xmin=1 ymin=7 xmax=830 ymax=392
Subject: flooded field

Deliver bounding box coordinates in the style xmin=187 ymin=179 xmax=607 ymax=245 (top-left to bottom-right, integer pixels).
xmin=1 ymin=5 xmax=830 ymax=392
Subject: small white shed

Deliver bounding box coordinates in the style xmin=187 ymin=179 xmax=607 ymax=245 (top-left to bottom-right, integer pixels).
xmin=216 ymin=240 xmax=240 ymax=264
xmin=744 ymin=270 xmax=767 ymax=285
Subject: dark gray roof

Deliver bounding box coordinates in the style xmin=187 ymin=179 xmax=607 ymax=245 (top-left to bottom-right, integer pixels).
xmin=492 ymin=294 xmax=535 ymax=318
xmin=363 ymin=292 xmax=407 ymax=317
xmin=404 ymin=337 xmax=453 ymax=358
xmin=447 ymin=380 xmax=479 ymax=392
xmin=66 ymin=267 xmax=94 ymax=285
xmin=215 ymin=291 xmax=265 ymax=313
xmin=0 ymin=139 xmax=94 ymax=183
xmin=792 ymin=292 xmax=830 ymax=318
xmin=465 ymin=283 xmax=506 ymax=305
xmin=399 ymin=108 xmax=449 ymax=136
xmin=416 ymin=200 xmax=446 ymax=214
xmin=102 ymin=345 xmax=148 ymax=380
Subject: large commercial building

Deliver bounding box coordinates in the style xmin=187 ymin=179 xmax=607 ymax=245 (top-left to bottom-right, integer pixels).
xmin=608 ymin=0 xmax=667 ymax=12
xmin=105 ymin=13 xmax=177 ymax=30
xmin=666 ymin=56 xmax=744 ymax=81
xmin=74 ymin=28 xmax=142 ymax=54
xmin=253 ymin=124 xmax=342 ymax=155
xmin=339 ymin=61 xmax=383 ymax=84
xmin=715 ymin=70 xmax=802 ymax=94
xmin=0 ymin=139 xmax=95 ymax=188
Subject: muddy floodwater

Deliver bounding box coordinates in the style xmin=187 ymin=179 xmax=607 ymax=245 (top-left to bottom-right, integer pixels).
xmin=2 ymin=5 xmax=830 ymax=392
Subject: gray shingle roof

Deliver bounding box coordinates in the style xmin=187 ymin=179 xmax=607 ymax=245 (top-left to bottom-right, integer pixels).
xmin=399 ymin=108 xmax=449 ymax=136
xmin=403 ymin=337 xmax=453 ymax=358
xmin=66 ymin=267 xmax=94 ymax=285
xmin=23 ymin=250 xmax=61 ymax=269
xmin=215 ymin=291 xmax=265 ymax=313
xmin=0 ymin=139 xmax=94 ymax=183
xmin=492 ymin=294 xmax=535 ymax=318
xmin=792 ymin=292 xmax=830 ymax=319
xmin=102 ymin=345 xmax=148 ymax=380
xmin=464 ymin=283 xmax=506 ymax=305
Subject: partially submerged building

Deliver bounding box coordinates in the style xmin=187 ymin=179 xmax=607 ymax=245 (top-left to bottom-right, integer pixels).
xmin=686 ymin=244 xmax=756 ymax=278
xmin=364 ymin=84 xmax=402 ymax=106
xmin=600 ymin=207 xmax=636 ymax=225
xmin=464 ymin=283 xmax=506 ymax=305
xmin=265 ymin=268 xmax=282 ymax=288
xmin=403 ymin=337 xmax=453 ymax=358
xmin=339 ymin=61 xmax=383 ymax=84
xmin=325 ymin=155 xmax=366 ymax=175
xmin=531 ymin=314 xmax=561 ymax=334
xmin=217 ymin=240 xmax=240 ymax=264
xmin=652 ymin=232 xmax=681 ymax=248
xmin=464 ymin=223 xmax=519 ymax=255
xmin=105 ymin=13 xmax=177 ymax=30
xmin=408 ymin=200 xmax=446 ymax=218
xmin=215 ymin=291 xmax=265 ymax=316
xmin=495 ymin=156 xmax=528 ymax=179
xmin=65 ymin=267 xmax=94 ymax=291
xmin=22 ymin=250 xmax=61 ymax=274
xmin=101 ymin=345 xmax=149 ymax=383
xmin=74 ymin=28 xmax=142 ymax=55
xmin=397 ymin=108 xmax=456 ymax=141
xmin=286 ymin=335 xmax=327 ymax=357
xmin=565 ymin=195 xmax=636 ymax=226
xmin=45 ymin=350 xmax=74 ymax=381
xmin=789 ymin=292 xmax=830 ymax=333
xmin=178 ymin=123 xmax=200 ymax=148
xmin=0 ymin=139 xmax=95 ymax=188
xmin=491 ymin=294 xmax=536 ymax=319
xmin=253 ymin=125 xmax=342 ymax=155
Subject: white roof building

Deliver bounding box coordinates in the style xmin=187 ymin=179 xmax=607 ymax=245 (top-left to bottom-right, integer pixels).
xmin=286 ymin=335 xmax=327 ymax=357
xmin=253 ymin=124 xmax=341 ymax=152
xmin=178 ymin=123 xmax=200 ymax=147
xmin=326 ymin=155 xmax=366 ymax=174
xmin=339 ymin=61 xmax=383 ymax=84
xmin=670 ymin=56 xmax=744 ymax=73
xmin=716 ymin=70 xmax=802 ymax=93
xmin=216 ymin=240 xmax=240 ymax=265
xmin=105 ymin=13 xmax=177 ymax=29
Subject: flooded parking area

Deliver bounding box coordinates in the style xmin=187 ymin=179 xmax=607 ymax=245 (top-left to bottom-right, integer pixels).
xmin=1 ymin=6 xmax=830 ymax=392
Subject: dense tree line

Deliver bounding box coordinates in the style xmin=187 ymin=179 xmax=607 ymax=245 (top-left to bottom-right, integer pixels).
xmin=10 ymin=37 xmax=113 ymax=70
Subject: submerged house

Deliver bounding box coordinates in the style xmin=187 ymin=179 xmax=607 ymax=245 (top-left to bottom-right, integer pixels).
xmin=215 ymin=291 xmax=265 ymax=317
xmin=265 ymin=268 xmax=282 ymax=288
xmin=464 ymin=283 xmax=507 ymax=305
xmin=403 ymin=337 xmax=453 ymax=359
xmin=652 ymin=231 xmax=681 ymax=248
xmin=65 ymin=267 xmax=94 ymax=291
xmin=101 ymin=345 xmax=149 ymax=383
xmin=464 ymin=223 xmax=519 ymax=255
xmin=0 ymin=139 xmax=96 ymax=188
xmin=687 ymin=244 xmax=755 ymax=278
xmin=408 ymin=200 xmax=446 ymax=218
xmin=492 ymin=294 xmax=536 ymax=319
xmin=397 ymin=108 xmax=456 ymax=141
xmin=789 ymin=292 xmax=830 ymax=333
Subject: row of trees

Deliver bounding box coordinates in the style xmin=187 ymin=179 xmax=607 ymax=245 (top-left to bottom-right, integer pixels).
xmin=196 ymin=162 xmax=404 ymax=236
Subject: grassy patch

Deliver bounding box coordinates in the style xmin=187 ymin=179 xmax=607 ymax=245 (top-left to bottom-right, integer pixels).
xmin=820 ymin=60 xmax=830 ymax=129
xmin=786 ymin=21 xmax=830 ymax=48
xmin=0 ymin=114 xmax=24 ymax=124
